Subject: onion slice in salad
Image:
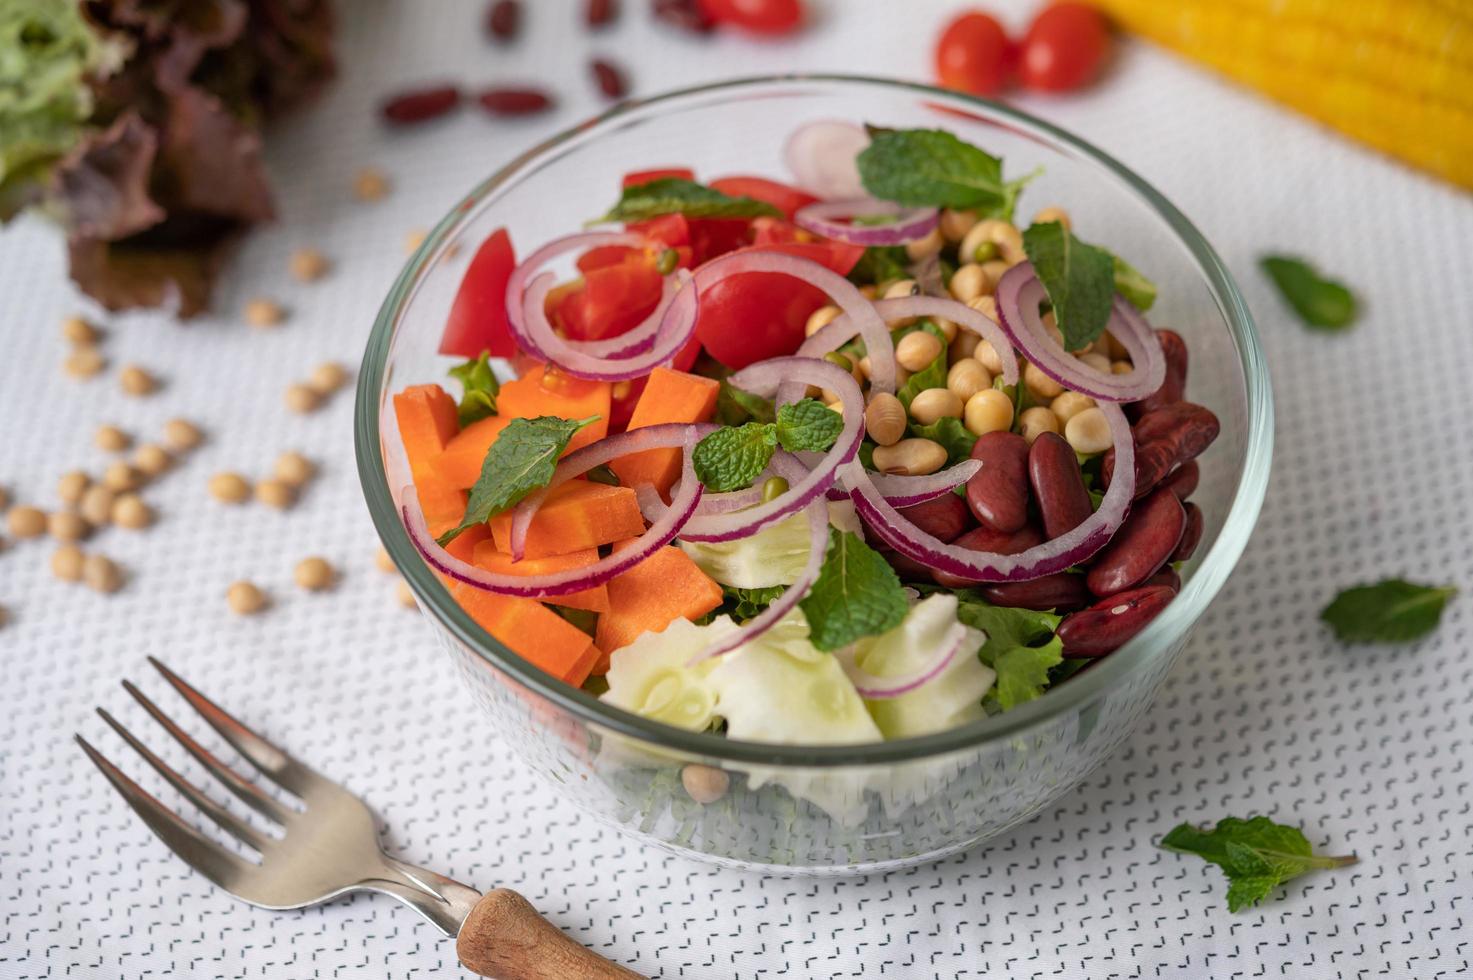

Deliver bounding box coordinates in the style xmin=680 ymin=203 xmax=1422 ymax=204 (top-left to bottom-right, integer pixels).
xmin=402 ymin=447 xmax=703 ymax=597
xmin=835 ymin=459 xmax=982 ymax=507
xmin=783 ymin=119 xmax=870 ymax=200
xmin=993 ymin=262 xmax=1165 ymax=403
xmin=839 ymin=622 xmax=970 ymax=699
xmin=847 ymin=401 xmax=1137 ymax=582
xmin=794 ymin=199 xmax=940 ymax=246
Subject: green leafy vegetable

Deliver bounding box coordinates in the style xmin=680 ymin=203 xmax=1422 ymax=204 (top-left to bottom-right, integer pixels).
xmin=692 ymin=422 xmax=778 ymax=492
xmin=600 ymin=177 xmax=781 ymax=223
xmin=1111 ymin=253 xmax=1157 ymax=311
xmin=1159 ymin=816 xmax=1357 ymax=912
xmin=1260 ymin=255 xmax=1357 ymax=329
xmin=908 ymin=416 xmax=977 ymax=466
xmin=1320 ymin=579 xmax=1456 ymax=643
xmin=1023 ymin=221 xmax=1116 ymax=352
xmin=894 ymin=322 xmax=949 ymax=409
xmin=723 ymin=585 xmax=787 ymax=621
xmin=438 ymin=415 xmax=597 ymax=546
xmin=715 ymin=378 xmax=775 ymax=426
xmin=798 ymin=530 xmax=910 ymax=651
xmin=856 ymin=128 xmax=1033 ymax=219
xmin=955 ymin=597 xmax=1064 ymax=711
xmin=447 ymin=352 xmax=501 ymax=426
xmin=847 ymin=245 xmax=911 ymax=286
xmin=774 ymin=399 xmax=844 ymax=453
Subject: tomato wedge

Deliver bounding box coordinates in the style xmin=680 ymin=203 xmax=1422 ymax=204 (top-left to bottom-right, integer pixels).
xmin=709 ymin=175 xmax=818 ymax=220
xmin=440 ymin=228 xmax=517 ymax=359
xmin=622 ymin=167 xmax=695 ymax=188
xmin=556 ymin=257 xmax=664 ymax=342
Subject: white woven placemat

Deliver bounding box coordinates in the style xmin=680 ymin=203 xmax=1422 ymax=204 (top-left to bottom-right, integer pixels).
xmin=2 ymin=2 xmax=1470 ymax=977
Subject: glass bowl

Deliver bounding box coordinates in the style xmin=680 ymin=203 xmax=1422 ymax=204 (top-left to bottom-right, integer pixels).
xmin=356 ymin=75 xmax=1272 ymax=875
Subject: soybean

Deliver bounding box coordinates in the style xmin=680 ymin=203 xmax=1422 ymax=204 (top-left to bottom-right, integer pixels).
xmin=871 ymin=439 xmax=946 ymax=476
xmin=864 ymin=392 xmax=907 ymax=447
xmin=908 ymin=388 xmax=962 ymax=426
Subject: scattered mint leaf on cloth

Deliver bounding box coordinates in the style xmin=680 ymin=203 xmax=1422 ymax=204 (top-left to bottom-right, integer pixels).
xmin=856 ymin=128 xmax=1033 ymax=218
xmin=438 ymin=415 xmax=597 ymax=546
xmin=955 ymin=597 xmax=1064 ymax=710
xmin=908 ymin=416 xmax=977 ymax=466
xmin=1023 ymin=220 xmax=1116 ymax=352
xmin=1260 ymin=255 xmax=1357 ymax=329
xmin=692 ymin=422 xmax=778 ymax=492
xmin=447 ymin=352 xmax=500 ymax=426
xmin=1111 ymin=252 xmax=1157 ymax=311
xmin=799 ymin=530 xmax=910 ymax=651
xmin=601 ymin=177 xmax=781 ymax=223
xmin=1159 ymin=816 xmax=1357 ymax=912
xmin=1321 ymin=579 xmax=1456 ymax=643
xmin=774 ymin=399 xmax=843 ymax=453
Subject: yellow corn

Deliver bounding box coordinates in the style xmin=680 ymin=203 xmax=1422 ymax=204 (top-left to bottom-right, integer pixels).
xmin=1094 ymin=0 xmax=1473 ymax=189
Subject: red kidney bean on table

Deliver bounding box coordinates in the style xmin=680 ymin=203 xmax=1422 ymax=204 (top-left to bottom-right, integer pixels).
xmin=897 ymin=492 xmax=974 ymax=544
xmin=381 ymin=85 xmax=462 ymax=125
xmin=966 ymin=431 xmax=1030 ymax=532
xmin=591 ymin=59 xmax=628 ymax=98
xmin=1029 ymin=431 xmax=1092 ymax=539
xmin=1057 ymin=585 xmax=1176 ymax=657
xmin=654 ymin=0 xmax=716 ymax=31
xmin=586 ymin=0 xmax=618 ymax=27
xmin=980 ymin=571 xmax=1092 ymax=612
xmin=1160 ymin=459 xmax=1199 ymax=501
xmin=477 ymin=88 xmax=555 ymax=115
xmin=933 ymin=524 xmax=1043 ymax=589
xmin=1085 ymin=486 xmax=1185 ymax=597
xmin=1170 ymin=502 xmax=1203 ymax=563
xmin=487 ymin=0 xmax=520 ymax=39
xmin=1130 ymin=328 xmax=1187 ymax=418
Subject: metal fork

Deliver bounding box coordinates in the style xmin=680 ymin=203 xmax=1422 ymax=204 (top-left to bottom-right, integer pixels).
xmin=77 ymin=657 xmax=639 ymax=980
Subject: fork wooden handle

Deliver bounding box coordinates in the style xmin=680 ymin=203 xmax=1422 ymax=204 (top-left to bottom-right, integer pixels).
xmin=457 ymin=888 xmax=644 ymax=979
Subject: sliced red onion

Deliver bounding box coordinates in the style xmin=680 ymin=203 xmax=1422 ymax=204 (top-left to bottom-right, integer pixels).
xmin=847 ymin=402 xmax=1136 ymax=582
xmin=993 ymin=262 xmax=1165 ymax=403
xmin=853 ymin=459 xmax=982 ymax=507
xmin=678 ymin=358 xmax=863 ymax=543
xmin=695 ymin=250 xmax=895 ymax=396
xmin=505 ymin=231 xmax=655 ymax=359
xmin=401 ymin=449 xmax=703 ymax=597
xmin=508 ymin=422 xmax=717 ymax=560
xmin=794 ymin=199 xmax=939 ymax=246
xmin=783 ymin=119 xmax=869 ymax=200
xmin=841 ymin=622 xmax=969 ymax=699
xmin=686 ymin=455 xmax=827 ymax=665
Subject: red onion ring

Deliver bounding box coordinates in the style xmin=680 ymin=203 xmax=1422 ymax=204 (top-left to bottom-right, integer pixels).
xmin=694 ymin=250 xmax=896 ymax=395
xmin=846 ymin=402 xmax=1137 ymax=582
xmin=832 ymin=459 xmax=982 ymax=507
xmin=841 ymin=622 xmax=970 ymax=699
xmin=794 ymin=199 xmax=940 ymax=246
xmin=783 ymin=119 xmax=869 ymax=200
xmin=677 ymin=358 xmax=863 ymax=543
xmin=401 ymin=446 xmax=702 ymax=598
xmin=993 ymin=262 xmax=1165 ymax=403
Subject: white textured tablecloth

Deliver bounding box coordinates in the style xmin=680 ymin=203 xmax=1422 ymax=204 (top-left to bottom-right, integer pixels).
xmin=3 ymin=2 xmax=1471 ymax=977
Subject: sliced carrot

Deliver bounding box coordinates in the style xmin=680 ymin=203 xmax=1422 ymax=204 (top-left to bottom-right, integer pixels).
xmin=394 ymin=384 xmax=459 ymax=482
xmin=489 ymin=480 xmax=644 ymax=558
xmin=497 ymin=363 xmax=611 ymax=454
xmin=608 ymin=367 xmax=720 ymax=497
xmin=430 ymin=414 xmax=511 ymax=489
xmin=592 ymin=542 xmax=723 ymax=672
xmin=450 ymin=582 xmax=598 ymax=686
xmin=471 ymin=541 xmax=611 ymax=613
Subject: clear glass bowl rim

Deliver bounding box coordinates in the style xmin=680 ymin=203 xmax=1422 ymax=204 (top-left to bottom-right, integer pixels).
xmin=356 ymin=74 xmax=1274 ymax=769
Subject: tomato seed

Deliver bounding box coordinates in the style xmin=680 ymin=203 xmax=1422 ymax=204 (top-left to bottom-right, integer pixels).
xmin=477 ymin=87 xmax=555 ymax=116
xmin=381 ymin=85 xmax=462 ymax=125
xmin=591 ymin=58 xmax=628 ymax=98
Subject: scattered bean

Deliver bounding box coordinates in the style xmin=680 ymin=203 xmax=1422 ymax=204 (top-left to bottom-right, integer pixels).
xmin=1171 ymin=502 xmax=1204 ymax=563
xmin=896 ymin=492 xmax=973 ymax=543
xmin=380 ymin=86 xmax=462 ymax=125
xmin=163 ymin=418 xmax=203 ymax=451
xmin=354 ymin=166 xmax=391 ymax=201
xmin=1023 ymin=362 xmax=1063 ymax=400
xmin=376 ymin=546 xmax=396 ymax=572
xmin=309 ymin=361 xmax=350 ymax=394
xmin=1029 ymin=432 xmax=1093 ymax=539
xmin=253 ymin=478 xmax=294 ymax=510
xmin=82 ymin=553 xmax=123 ymax=593
xmin=102 ymin=462 xmax=139 ymax=492
xmin=208 ymin=472 xmax=251 ymax=504
xmin=290 ymin=247 xmax=331 ymax=282
xmin=963 ymin=387 xmax=1014 ymax=437
xmin=487 ymin=0 xmax=520 ymax=39
xmin=275 ymin=451 xmax=316 ymax=486
xmin=61 ymin=316 xmax=99 ymax=346
xmin=284 ymin=382 xmax=322 ymax=414
xmin=939 ymin=207 xmax=978 ymax=243
xmin=1063 ymin=406 xmax=1112 ymax=455
xmin=871 ymin=438 xmax=946 ymax=477
xmin=1031 ymin=205 xmax=1071 ymax=230
xmin=52 ymin=544 xmax=85 ymax=582
xmin=909 ymin=387 xmax=963 ymax=426
xmin=111 ymin=493 xmax=152 ymax=529
xmin=586 ymin=0 xmax=618 ymax=27
xmin=58 ymin=471 xmax=90 ymax=505
xmin=1017 ymin=406 xmax=1060 ymax=444
xmin=1160 ymin=460 xmax=1199 ymax=501
xmin=895 ymin=330 xmax=942 ymax=372
xmin=404 ymin=228 xmax=427 ymax=254
xmin=1085 ymin=487 xmax=1185 ymax=597
xmin=245 ymin=297 xmax=285 ymax=327
xmin=681 ymin=764 xmax=729 ymax=804
xmin=63 ymin=347 xmax=106 ymax=379
xmin=864 ymin=392 xmax=907 ymax=447
xmin=95 ymin=425 xmax=130 ymax=452
xmin=47 ymin=510 xmax=89 ymax=543
xmin=946 ymin=358 xmax=991 ymax=402
xmin=980 ymin=572 xmax=1092 ymax=612
xmin=120 ymin=364 xmax=158 ymax=396
xmin=966 ymin=431 xmax=1030 ymax=532
xmin=396 ymin=578 xmax=418 ymax=608
xmin=653 ymin=0 xmax=715 ymax=32
xmin=1133 ymin=328 xmax=1187 ymax=417
xmin=79 ymin=485 xmax=115 ymax=525
xmin=1057 ymin=586 xmax=1175 ymax=657
xmin=227 ymin=580 xmax=268 ymax=615
xmin=133 ymin=443 xmax=171 ymax=477
xmin=477 ymin=87 xmax=555 ymax=116
xmin=295 ymin=556 xmax=335 ymax=591
xmin=1049 ymin=390 xmax=1095 ymax=426
xmin=591 ymin=58 xmax=628 ymax=99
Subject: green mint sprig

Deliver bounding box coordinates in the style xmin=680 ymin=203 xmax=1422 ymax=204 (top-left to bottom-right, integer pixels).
xmin=447 ymin=352 xmax=501 ymax=427
xmin=1022 ymin=220 xmax=1116 ymax=352
xmin=1159 ymin=816 xmax=1357 ymax=912
xmin=856 ymin=128 xmax=1034 ymax=220
xmin=798 ymin=530 xmax=910 ymax=651
xmin=1320 ymin=579 xmax=1456 ymax=643
xmin=692 ymin=401 xmax=843 ymax=491
xmin=1260 ymin=255 xmax=1357 ymax=330
xmin=600 ymin=177 xmax=781 ymax=223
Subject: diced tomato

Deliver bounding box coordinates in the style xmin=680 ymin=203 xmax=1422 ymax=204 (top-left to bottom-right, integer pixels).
xmin=687 ymin=217 xmax=751 ymax=264
xmin=556 ymin=257 xmax=664 ymax=342
xmin=750 ymin=216 xmax=815 ymax=246
xmin=622 ymin=167 xmax=695 ymax=188
xmin=710 ymin=176 xmax=818 ymax=220
xmin=577 ymin=244 xmax=644 ymax=272
xmin=439 ymin=228 xmax=517 ymax=359
xmin=694 ymin=240 xmax=864 ymax=369
xmin=627 ymin=212 xmax=690 ymax=247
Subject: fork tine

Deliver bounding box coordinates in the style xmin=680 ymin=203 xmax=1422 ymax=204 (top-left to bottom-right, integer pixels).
xmin=76 ymin=734 xmax=254 ymax=891
xmin=123 ymin=680 xmax=293 ymax=825
xmin=97 ymin=707 xmax=272 ymax=853
xmin=147 ymin=657 xmax=321 ymax=797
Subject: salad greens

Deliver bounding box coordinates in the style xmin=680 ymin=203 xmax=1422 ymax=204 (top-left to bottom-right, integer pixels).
xmin=1022 ymin=220 xmax=1116 ymax=352
xmin=1111 ymin=253 xmax=1157 ymax=312
xmin=601 ymin=177 xmax=782 ymax=223
xmin=894 ymin=322 xmax=950 ymax=409
xmin=954 ymin=597 xmax=1064 ymax=711
xmin=680 ymin=501 xmax=863 ymax=590
xmin=448 ymin=352 xmax=500 ymax=426
xmin=1320 ymin=579 xmax=1456 ymax=643
xmin=692 ymin=401 xmax=843 ymax=491
xmin=1159 ymin=816 xmax=1357 ymax=912
xmin=1260 ymin=255 xmax=1357 ymax=330
xmin=798 ymin=530 xmax=909 ymax=652
xmin=856 ymin=128 xmax=1033 ymax=220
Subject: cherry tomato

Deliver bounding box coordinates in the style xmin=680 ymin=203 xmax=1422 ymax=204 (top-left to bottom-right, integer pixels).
xmin=693 ymin=240 xmax=863 ymax=369
xmin=935 ymin=10 xmax=1013 ymax=97
xmin=697 ymin=0 xmax=803 ymax=35
xmin=439 ymin=227 xmax=518 ymax=358
xmin=709 ymin=175 xmax=818 ymax=220
xmin=1018 ymin=2 xmax=1110 ymax=93
xmin=621 ymin=166 xmax=695 ymax=188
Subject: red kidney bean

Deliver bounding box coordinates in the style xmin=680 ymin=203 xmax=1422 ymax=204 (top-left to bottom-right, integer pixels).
xmin=1130 ymin=328 xmax=1187 ymax=418
xmin=933 ymin=524 xmax=1043 ymax=589
xmin=487 ymin=0 xmax=520 ymax=39
xmin=1144 ymin=565 xmax=1180 ymax=593
xmin=966 ymin=431 xmax=1030 ymax=533
xmin=1170 ymin=502 xmax=1203 ymax=563
xmin=590 ymin=58 xmax=628 ymax=98
xmin=1160 ymin=460 xmax=1199 ymax=501
xmin=1103 ymin=401 xmax=1220 ymax=497
xmin=586 ymin=0 xmax=618 ymax=27
xmin=878 ymin=546 xmax=937 ymax=583
xmin=653 ymin=0 xmax=716 ymax=32
xmin=979 ymin=572 xmax=1091 ymax=612
xmin=1085 ymin=486 xmax=1185 ymax=597
xmin=897 ymin=492 xmax=974 ymax=544
xmin=1029 ymin=431 xmax=1093 ymax=540
xmin=1057 ymin=585 xmax=1175 ymax=657
xmin=380 ymin=85 xmax=462 ymax=125
xmin=477 ymin=88 xmax=555 ymax=116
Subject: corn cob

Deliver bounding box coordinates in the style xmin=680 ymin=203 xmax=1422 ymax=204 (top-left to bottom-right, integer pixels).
xmin=1094 ymin=0 xmax=1473 ymax=189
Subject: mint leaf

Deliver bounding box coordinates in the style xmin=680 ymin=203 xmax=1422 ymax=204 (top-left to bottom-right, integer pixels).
xmin=799 ymin=530 xmax=910 ymax=651
xmin=908 ymin=416 xmax=976 ymax=466
xmin=1111 ymin=253 xmax=1157 ymax=311
xmin=1320 ymin=579 xmax=1456 ymax=643
xmin=601 ymin=177 xmax=781 ymax=223
xmin=692 ymin=422 xmax=777 ymax=492
xmin=956 ymin=597 xmax=1063 ymax=711
xmin=448 ymin=352 xmax=501 ymax=426
xmin=847 ymin=245 xmax=911 ymax=287
xmin=894 ymin=322 xmax=949 ymax=409
xmin=774 ymin=399 xmax=843 ymax=453
xmin=438 ymin=415 xmax=597 ymax=546
xmin=1023 ymin=221 xmax=1116 ymax=352
xmin=857 ymin=128 xmax=1027 ymax=217
xmin=1159 ymin=816 xmax=1357 ymax=913
xmin=715 ymin=378 xmax=775 ymax=426
xmin=989 ymin=636 xmax=1064 ymax=711
xmin=1260 ymin=255 xmax=1357 ymax=330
